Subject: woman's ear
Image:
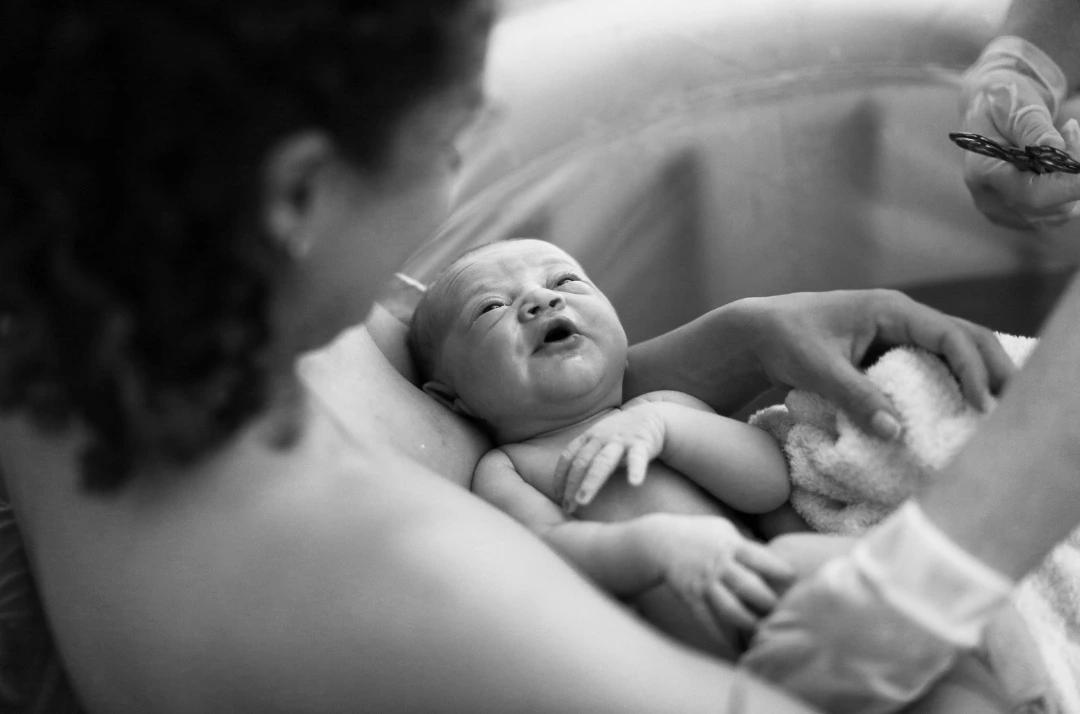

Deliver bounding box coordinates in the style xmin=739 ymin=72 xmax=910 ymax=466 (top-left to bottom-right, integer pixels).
xmin=262 ymin=130 xmax=335 ymax=258
xmin=422 ymin=380 xmax=475 ymax=417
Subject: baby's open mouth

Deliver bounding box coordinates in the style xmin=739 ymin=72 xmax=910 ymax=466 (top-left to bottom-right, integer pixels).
xmin=544 ymin=325 xmax=574 ymax=343
xmin=535 ymin=318 xmax=579 ymax=352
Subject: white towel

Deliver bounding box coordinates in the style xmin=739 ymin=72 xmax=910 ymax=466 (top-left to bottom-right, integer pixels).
xmin=751 ymin=333 xmax=1080 ymax=711
xmin=750 ymin=333 xmax=1036 ymax=534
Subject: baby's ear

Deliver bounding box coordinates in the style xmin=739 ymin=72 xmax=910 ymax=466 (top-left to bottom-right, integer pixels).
xmin=422 ymin=380 xmax=475 ymax=417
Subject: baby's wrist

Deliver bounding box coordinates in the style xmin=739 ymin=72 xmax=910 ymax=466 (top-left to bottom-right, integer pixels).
xmin=629 ymin=513 xmax=678 ymax=569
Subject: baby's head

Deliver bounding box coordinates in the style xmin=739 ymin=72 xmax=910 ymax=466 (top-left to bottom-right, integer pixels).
xmin=408 ymin=238 xmax=628 ymax=442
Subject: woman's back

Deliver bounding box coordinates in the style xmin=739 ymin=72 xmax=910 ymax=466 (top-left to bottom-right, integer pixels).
xmin=1 ymin=326 xmax=486 ymax=711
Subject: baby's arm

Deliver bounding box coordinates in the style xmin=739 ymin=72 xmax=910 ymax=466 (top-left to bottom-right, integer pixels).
xmin=474 ymin=449 xmax=673 ymax=596
xmin=558 ymin=392 xmax=789 ymax=515
xmin=474 ymin=449 xmax=794 ymax=636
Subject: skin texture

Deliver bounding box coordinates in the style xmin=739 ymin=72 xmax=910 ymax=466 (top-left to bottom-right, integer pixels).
xmin=0 ymin=4 xmax=814 ymax=712
xmin=413 ymin=240 xmax=796 ymax=655
xmin=419 ymin=239 xmax=629 ymax=443
xmin=0 ymin=2 xmax=1050 ymax=713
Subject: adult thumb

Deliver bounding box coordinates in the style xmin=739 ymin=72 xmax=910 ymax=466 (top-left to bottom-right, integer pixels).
xmin=1016 ymin=104 xmax=1066 ymax=148
xmin=988 ymin=84 xmax=1065 ymax=148
xmin=819 ymin=365 xmax=903 ymax=442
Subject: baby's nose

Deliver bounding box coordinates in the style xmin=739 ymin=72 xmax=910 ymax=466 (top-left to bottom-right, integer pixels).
xmin=520 ymin=290 xmax=565 ymax=319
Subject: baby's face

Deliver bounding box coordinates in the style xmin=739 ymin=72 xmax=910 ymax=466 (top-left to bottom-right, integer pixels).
xmin=432 ymin=239 xmax=628 ymax=429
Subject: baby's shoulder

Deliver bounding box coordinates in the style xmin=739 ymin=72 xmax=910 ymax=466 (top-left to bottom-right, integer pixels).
xmin=623 ymin=390 xmax=714 ymax=413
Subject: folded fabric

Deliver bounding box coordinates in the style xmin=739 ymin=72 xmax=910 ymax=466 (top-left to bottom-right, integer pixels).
xmin=750 ymin=333 xmax=1037 ymax=534
xmin=750 ymin=333 xmax=1080 ymax=711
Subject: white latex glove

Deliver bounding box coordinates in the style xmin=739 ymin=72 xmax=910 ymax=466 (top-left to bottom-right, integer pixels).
xmin=742 ymin=502 xmax=1013 ymax=714
xmin=959 ymin=36 xmax=1080 ymax=229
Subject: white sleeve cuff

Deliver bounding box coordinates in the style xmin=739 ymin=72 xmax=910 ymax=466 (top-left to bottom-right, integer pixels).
xmin=855 ymin=500 xmax=1014 ymax=648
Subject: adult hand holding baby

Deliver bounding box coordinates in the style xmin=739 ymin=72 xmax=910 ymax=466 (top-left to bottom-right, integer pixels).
xmin=625 ymin=290 xmax=1014 ymax=444
xmin=959 ymin=35 xmax=1080 ymax=228
xmin=728 ymin=290 xmax=1014 ymax=439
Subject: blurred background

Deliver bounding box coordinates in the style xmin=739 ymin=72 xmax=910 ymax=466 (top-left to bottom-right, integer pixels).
xmin=384 ymin=0 xmax=1080 ymax=344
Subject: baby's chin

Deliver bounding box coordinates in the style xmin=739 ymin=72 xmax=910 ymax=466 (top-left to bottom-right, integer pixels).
xmin=531 ymin=372 xmax=622 ymax=412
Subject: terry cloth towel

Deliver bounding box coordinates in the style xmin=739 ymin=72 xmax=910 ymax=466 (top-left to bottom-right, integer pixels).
xmin=750 ymin=334 xmax=1036 ymax=534
xmin=750 ymin=333 xmax=1080 ymax=711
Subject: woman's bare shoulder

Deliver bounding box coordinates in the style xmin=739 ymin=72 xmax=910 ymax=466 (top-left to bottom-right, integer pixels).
xmin=299 ymin=323 xmax=490 ymax=488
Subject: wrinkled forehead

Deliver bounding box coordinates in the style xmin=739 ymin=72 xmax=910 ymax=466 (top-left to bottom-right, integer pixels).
xmin=436 ymin=239 xmax=583 ymax=308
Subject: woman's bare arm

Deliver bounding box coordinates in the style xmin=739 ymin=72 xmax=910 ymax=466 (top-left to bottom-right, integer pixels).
xmin=626 ymin=291 xmax=1012 ymax=440
xmin=919 ymin=272 xmax=1080 ymax=579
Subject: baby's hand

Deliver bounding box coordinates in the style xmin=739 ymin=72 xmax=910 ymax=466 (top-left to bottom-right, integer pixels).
xmin=653 ymin=514 xmax=795 ymax=638
xmin=555 ymin=405 xmax=665 ymax=513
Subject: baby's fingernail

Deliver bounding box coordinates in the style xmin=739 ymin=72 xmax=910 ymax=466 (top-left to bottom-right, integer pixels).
xmin=575 ymin=488 xmax=591 ymax=504
xmin=871 ymin=411 xmax=903 ymax=441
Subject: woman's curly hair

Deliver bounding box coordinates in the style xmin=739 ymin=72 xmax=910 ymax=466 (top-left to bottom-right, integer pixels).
xmin=0 ymin=0 xmax=486 ymax=491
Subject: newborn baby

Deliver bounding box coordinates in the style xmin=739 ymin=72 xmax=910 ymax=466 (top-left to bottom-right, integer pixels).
xmin=407 ymin=238 xmax=843 ymax=658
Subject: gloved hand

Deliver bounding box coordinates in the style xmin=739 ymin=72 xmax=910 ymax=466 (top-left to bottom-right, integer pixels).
xmin=959 ymin=35 xmax=1080 ymax=229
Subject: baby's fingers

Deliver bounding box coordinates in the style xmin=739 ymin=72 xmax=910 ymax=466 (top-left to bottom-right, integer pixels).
xmin=574 ymin=442 xmax=627 ymax=507
xmin=557 ymin=436 xmax=602 ymax=512
xmin=707 ymin=583 xmax=758 ymax=632
xmin=553 ymin=440 xmax=578 ymax=508
xmin=685 ymin=595 xmax=737 ymax=646
xmin=626 ymin=443 xmax=649 ymax=486
xmin=737 ymin=543 xmax=797 ymax=586
xmin=557 ymin=436 xmax=609 ymax=509
xmin=724 ymin=563 xmax=781 ymax=615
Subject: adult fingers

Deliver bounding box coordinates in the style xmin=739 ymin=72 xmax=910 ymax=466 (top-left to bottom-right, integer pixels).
xmin=988 ymin=84 xmax=1064 ymax=149
xmin=959 ymin=319 xmax=1017 ymax=399
xmin=937 ymin=329 xmax=993 ymax=412
xmin=966 ymin=95 xmax=1080 ymax=222
xmin=801 ymin=354 xmax=902 ymax=441
xmin=874 ymin=297 xmax=996 ymax=411
xmin=969 ymin=177 xmax=1077 ymax=229
xmin=971 ymin=156 xmax=1080 ymax=219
